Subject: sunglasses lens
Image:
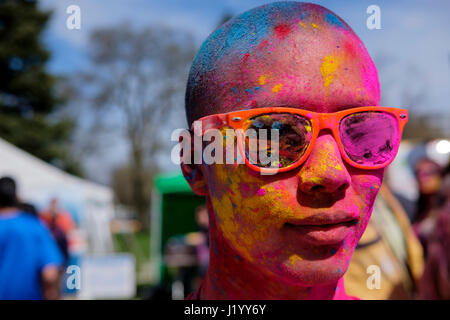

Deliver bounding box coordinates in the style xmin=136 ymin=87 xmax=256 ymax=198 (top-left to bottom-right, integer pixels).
xmin=339 ymin=111 xmax=399 ymax=166
xmin=244 ymin=113 xmax=312 ymax=168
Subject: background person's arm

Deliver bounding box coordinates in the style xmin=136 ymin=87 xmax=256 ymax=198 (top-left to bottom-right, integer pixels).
xmin=38 ymin=221 xmax=65 ymax=300
xmin=41 ymin=265 xmax=62 ymax=300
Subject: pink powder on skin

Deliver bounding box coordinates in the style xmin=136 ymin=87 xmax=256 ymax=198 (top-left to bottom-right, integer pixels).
xmin=256 ymin=188 xmax=267 ymax=196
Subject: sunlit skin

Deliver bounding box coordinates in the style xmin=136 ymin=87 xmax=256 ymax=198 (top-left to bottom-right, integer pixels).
xmin=182 ymin=2 xmax=384 ymax=299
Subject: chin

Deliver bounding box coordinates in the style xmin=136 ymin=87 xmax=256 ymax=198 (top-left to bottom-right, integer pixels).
xmin=274 ymin=256 xmax=350 ymax=286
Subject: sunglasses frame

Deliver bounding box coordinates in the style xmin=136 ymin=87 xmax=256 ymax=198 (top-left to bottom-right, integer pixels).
xmin=193 ymin=106 xmax=408 ymax=174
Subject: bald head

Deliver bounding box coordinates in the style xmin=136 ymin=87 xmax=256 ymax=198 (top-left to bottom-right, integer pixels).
xmin=185 ymin=1 xmax=380 ymax=125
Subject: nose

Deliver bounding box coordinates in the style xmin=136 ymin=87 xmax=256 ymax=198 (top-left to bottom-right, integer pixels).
xmin=298 ymin=133 xmax=350 ymax=195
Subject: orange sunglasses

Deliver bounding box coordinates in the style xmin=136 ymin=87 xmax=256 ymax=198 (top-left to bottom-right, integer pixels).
xmin=193 ymin=106 xmax=408 ymax=174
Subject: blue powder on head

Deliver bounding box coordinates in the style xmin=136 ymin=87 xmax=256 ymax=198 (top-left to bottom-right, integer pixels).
xmin=299 ymin=11 xmax=310 ymax=20
xmin=190 ymin=2 xmax=310 ymax=76
xmin=325 ymin=12 xmax=347 ymax=29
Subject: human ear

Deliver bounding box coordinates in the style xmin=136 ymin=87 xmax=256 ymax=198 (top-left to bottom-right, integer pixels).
xmin=181 ymin=162 xmax=208 ymax=196
xmin=177 ymin=129 xmax=208 ymax=196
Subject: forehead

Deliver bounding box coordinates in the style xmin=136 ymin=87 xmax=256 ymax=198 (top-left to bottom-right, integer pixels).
xmin=188 ymin=3 xmax=380 ymax=120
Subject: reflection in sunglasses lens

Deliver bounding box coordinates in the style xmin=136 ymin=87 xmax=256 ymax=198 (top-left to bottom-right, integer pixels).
xmin=339 ymin=111 xmax=399 ymax=166
xmin=244 ymin=113 xmax=312 ymax=168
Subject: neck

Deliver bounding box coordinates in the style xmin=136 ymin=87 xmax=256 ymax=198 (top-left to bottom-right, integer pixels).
xmin=0 ymin=207 xmax=17 ymax=213
xmin=200 ymin=228 xmax=349 ymax=300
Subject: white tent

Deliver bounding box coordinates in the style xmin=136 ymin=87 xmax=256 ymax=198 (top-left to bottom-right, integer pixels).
xmin=0 ymin=138 xmax=114 ymax=254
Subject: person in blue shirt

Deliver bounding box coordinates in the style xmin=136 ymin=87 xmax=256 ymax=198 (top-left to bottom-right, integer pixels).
xmin=0 ymin=176 xmax=64 ymax=300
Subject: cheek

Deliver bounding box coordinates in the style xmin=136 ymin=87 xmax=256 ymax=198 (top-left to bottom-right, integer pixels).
xmin=206 ymin=164 xmax=291 ymax=259
xmin=351 ymin=170 xmax=384 ymax=206
xmin=349 ymin=169 xmax=384 ymax=233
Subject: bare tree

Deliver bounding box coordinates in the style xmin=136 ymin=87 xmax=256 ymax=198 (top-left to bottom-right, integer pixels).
xmin=75 ymin=24 xmax=196 ymax=229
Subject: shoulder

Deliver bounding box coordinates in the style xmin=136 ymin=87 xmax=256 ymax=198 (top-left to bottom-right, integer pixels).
xmin=15 ymin=212 xmax=54 ymax=236
xmin=185 ymin=283 xmax=203 ymax=300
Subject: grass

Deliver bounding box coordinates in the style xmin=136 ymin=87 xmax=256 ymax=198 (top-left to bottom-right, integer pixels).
xmin=113 ymin=231 xmax=151 ymax=285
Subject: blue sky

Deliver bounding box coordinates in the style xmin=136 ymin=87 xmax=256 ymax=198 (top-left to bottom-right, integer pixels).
xmin=38 ymin=0 xmax=450 ymax=182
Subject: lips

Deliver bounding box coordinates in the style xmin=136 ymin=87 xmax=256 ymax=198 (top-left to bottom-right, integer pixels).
xmin=283 ymin=213 xmax=359 ymax=245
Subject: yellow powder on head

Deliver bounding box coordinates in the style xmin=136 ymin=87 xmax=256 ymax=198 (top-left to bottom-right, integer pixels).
xmin=272 ymin=83 xmax=283 ymax=93
xmin=320 ymin=55 xmax=339 ymax=89
xmin=258 ymin=75 xmax=266 ymax=85
xmin=311 ymin=23 xmax=319 ymax=29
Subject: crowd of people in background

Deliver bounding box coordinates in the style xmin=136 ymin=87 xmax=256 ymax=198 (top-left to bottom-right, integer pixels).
xmin=0 ymin=176 xmax=75 ymax=300
xmin=414 ymin=155 xmax=450 ymax=299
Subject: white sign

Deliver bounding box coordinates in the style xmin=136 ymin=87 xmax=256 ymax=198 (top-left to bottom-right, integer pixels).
xmin=79 ymin=254 xmax=136 ymax=299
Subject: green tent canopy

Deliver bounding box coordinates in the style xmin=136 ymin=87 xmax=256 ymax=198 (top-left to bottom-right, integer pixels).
xmin=154 ymin=171 xmax=193 ymax=194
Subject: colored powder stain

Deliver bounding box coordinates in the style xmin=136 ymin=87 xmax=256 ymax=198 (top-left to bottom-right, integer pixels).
xmin=258 ymin=75 xmax=266 ymax=85
xmin=254 ymin=86 xmax=261 ymax=91
xmin=239 ymin=182 xmax=251 ymax=196
xmin=231 ymin=87 xmax=237 ymax=93
xmin=288 ymin=255 xmax=303 ymax=264
xmin=272 ymin=83 xmax=283 ymax=93
xmin=325 ymin=12 xmax=346 ymax=29
xmin=334 ymin=164 xmax=342 ymax=170
xmin=273 ymin=23 xmax=292 ymax=40
xmin=310 ymin=177 xmax=324 ymax=185
xmin=258 ymin=39 xmax=269 ymax=51
xmin=331 ymin=249 xmax=337 ymax=254
xmin=320 ymin=55 xmax=339 ymax=88
xmin=231 ymin=202 xmax=237 ymax=208
xmin=256 ymin=188 xmax=266 ymax=196
xmin=298 ymin=21 xmax=307 ymax=28
xmin=311 ymin=23 xmax=319 ymax=29
xmin=245 ymin=88 xmax=253 ymax=94
xmin=249 ymin=100 xmax=257 ymax=107
xmin=235 ymin=254 xmax=242 ymax=261
xmin=227 ymin=178 xmax=233 ymax=185
xmin=299 ymin=11 xmax=310 ymax=20
xmin=242 ymin=53 xmax=251 ymax=64
xmin=344 ymin=41 xmax=357 ymax=59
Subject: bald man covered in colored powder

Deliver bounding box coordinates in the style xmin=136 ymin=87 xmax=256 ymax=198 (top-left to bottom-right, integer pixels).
xmin=181 ymin=1 xmax=408 ymax=299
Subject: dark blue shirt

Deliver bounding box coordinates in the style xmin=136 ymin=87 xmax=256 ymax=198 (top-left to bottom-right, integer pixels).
xmin=0 ymin=211 xmax=63 ymax=300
